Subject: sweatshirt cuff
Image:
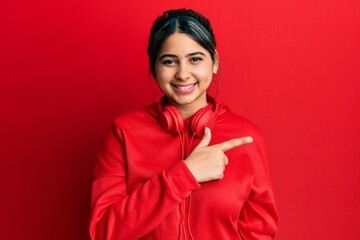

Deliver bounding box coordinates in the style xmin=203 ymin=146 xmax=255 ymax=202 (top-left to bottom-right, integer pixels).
xmin=163 ymin=160 xmax=201 ymax=199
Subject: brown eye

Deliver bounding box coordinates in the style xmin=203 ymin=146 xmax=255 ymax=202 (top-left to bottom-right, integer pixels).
xmin=162 ymin=59 xmax=176 ymax=65
xmin=190 ymin=57 xmax=202 ymax=62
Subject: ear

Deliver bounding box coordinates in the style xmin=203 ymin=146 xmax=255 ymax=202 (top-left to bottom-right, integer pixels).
xmin=212 ymin=50 xmax=219 ymax=74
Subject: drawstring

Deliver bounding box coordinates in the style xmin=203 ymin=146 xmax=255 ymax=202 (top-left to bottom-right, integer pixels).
xmin=178 ymin=221 xmax=184 ymax=240
xmin=177 ymin=130 xmax=186 ymax=240
xmin=187 ymin=195 xmax=195 ymax=240
xmin=187 ymin=132 xmax=197 ymax=156
xmin=178 ymin=129 xmax=197 ymax=240
xmin=178 ymin=130 xmax=185 ymax=160
xmin=186 ymin=132 xmax=197 ymax=240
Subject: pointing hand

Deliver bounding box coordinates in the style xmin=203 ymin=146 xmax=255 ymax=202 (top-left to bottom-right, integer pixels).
xmin=185 ymin=127 xmax=253 ymax=183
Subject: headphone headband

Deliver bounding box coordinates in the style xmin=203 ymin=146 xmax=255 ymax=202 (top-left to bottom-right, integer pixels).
xmin=157 ymin=96 xmax=219 ymax=137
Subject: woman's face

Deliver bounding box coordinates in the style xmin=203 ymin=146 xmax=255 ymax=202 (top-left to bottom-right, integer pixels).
xmin=155 ymin=32 xmax=218 ymax=112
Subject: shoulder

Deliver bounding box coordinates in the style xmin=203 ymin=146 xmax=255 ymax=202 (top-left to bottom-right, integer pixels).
xmin=215 ymin=110 xmax=269 ymax=162
xmin=217 ymin=110 xmax=263 ymax=137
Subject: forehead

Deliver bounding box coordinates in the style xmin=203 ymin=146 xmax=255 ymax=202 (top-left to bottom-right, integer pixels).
xmin=158 ymin=32 xmax=208 ymax=56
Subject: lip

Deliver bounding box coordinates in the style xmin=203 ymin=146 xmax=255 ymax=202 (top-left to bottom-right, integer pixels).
xmin=171 ymin=83 xmax=197 ymax=94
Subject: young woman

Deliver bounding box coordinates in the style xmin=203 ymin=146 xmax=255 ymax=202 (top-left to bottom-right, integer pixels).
xmin=90 ymin=9 xmax=278 ymax=240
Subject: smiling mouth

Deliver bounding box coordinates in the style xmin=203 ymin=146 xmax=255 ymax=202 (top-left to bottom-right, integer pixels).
xmin=171 ymin=83 xmax=197 ymax=94
xmin=171 ymin=83 xmax=197 ymax=89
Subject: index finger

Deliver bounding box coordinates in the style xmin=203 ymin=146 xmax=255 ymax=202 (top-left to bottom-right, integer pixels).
xmin=215 ymin=137 xmax=253 ymax=152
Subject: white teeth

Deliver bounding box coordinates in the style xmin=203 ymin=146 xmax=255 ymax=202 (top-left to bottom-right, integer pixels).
xmin=175 ymin=83 xmax=195 ymax=89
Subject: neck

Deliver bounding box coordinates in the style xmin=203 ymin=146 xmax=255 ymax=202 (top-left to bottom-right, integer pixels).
xmin=178 ymin=103 xmax=207 ymax=119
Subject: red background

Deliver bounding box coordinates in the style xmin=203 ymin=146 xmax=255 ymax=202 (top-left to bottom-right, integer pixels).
xmin=1 ymin=0 xmax=359 ymax=239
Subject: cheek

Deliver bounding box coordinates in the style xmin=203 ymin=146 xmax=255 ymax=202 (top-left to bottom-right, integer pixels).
xmin=154 ymin=65 xmax=164 ymax=81
xmin=155 ymin=71 xmax=169 ymax=83
xmin=194 ymin=65 xmax=214 ymax=82
xmin=155 ymin=67 xmax=174 ymax=88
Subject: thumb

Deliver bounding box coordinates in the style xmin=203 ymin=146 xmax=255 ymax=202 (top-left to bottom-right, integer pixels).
xmin=195 ymin=127 xmax=212 ymax=149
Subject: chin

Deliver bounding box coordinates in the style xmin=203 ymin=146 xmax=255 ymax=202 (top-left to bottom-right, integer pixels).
xmin=171 ymin=93 xmax=205 ymax=106
xmin=172 ymin=98 xmax=194 ymax=106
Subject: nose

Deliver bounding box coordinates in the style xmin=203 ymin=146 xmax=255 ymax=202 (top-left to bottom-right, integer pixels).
xmin=175 ymin=63 xmax=191 ymax=81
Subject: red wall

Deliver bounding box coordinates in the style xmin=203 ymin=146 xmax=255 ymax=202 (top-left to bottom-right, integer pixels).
xmin=1 ymin=1 xmax=359 ymax=239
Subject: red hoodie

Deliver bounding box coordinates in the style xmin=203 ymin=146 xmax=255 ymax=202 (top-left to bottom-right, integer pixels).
xmin=90 ymin=96 xmax=278 ymax=240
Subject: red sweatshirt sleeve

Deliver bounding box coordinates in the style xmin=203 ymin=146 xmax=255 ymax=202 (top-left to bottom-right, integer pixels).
xmin=89 ymin=124 xmax=201 ymax=240
xmin=238 ymin=133 xmax=279 ymax=239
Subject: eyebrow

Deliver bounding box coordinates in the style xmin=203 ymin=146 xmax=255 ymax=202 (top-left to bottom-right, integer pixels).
xmin=159 ymin=51 xmax=206 ymax=60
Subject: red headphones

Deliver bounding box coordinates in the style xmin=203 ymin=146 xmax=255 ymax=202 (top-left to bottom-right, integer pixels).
xmin=157 ymin=96 xmax=219 ymax=137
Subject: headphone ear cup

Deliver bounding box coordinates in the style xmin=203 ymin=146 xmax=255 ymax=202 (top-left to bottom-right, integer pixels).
xmin=159 ymin=105 xmax=184 ymax=134
xmin=191 ymin=105 xmax=216 ymax=137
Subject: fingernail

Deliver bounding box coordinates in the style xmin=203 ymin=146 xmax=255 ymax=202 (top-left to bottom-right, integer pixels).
xmin=246 ymin=137 xmax=253 ymax=143
xmin=204 ymin=127 xmax=209 ymax=134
